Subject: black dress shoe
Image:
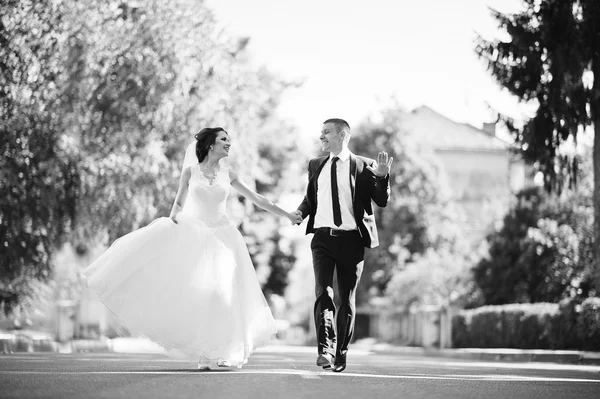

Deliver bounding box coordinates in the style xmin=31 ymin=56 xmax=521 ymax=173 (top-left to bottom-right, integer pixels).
xmin=332 ymin=362 xmax=346 ymax=372
xmin=316 ymin=353 xmax=334 ymax=369
xmin=332 ymin=353 xmax=346 ymax=373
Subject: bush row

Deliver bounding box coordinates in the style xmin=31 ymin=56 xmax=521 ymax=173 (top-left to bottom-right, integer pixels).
xmin=452 ymin=298 xmax=600 ymax=351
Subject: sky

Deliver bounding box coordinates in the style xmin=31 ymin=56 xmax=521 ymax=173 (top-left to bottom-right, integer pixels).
xmin=205 ymin=0 xmax=529 ymax=141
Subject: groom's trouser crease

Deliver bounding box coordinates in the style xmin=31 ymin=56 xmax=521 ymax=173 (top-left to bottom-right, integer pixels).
xmin=311 ymin=229 xmax=364 ymax=358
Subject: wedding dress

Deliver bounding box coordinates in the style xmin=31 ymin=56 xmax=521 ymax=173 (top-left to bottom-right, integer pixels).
xmin=82 ymin=161 xmax=277 ymax=368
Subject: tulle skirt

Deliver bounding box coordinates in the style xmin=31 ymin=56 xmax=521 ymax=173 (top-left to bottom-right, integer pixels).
xmin=82 ymin=214 xmax=277 ymax=368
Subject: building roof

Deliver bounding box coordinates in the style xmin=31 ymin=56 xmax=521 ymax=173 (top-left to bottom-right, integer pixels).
xmin=403 ymin=105 xmax=511 ymax=152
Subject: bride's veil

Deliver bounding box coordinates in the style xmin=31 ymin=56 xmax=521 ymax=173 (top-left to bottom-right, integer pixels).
xmin=181 ymin=141 xmax=197 ymax=173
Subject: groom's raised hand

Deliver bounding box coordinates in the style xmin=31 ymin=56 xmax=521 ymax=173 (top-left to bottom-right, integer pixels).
xmin=367 ymin=151 xmax=393 ymax=177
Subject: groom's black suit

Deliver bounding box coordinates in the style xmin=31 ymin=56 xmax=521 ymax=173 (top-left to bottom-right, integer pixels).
xmin=298 ymin=152 xmax=390 ymax=364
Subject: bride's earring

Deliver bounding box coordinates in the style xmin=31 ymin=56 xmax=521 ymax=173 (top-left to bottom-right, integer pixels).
xmin=210 ymin=146 xmax=214 ymax=151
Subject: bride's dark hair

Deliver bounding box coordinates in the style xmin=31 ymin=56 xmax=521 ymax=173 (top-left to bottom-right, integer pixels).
xmin=194 ymin=127 xmax=227 ymax=163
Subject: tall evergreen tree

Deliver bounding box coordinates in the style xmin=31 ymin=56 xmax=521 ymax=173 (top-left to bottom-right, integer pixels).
xmin=476 ymin=0 xmax=600 ymax=291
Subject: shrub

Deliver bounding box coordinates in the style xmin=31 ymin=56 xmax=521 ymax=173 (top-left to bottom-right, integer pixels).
xmin=547 ymin=298 xmax=582 ymax=349
xmin=577 ymin=297 xmax=600 ymax=351
xmin=451 ymin=314 xmax=469 ymax=348
xmin=453 ymin=300 xmax=600 ymax=350
xmin=452 ymin=303 xmax=559 ymax=349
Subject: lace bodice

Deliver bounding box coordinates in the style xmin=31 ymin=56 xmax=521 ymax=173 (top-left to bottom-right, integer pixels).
xmin=181 ymin=163 xmax=232 ymax=227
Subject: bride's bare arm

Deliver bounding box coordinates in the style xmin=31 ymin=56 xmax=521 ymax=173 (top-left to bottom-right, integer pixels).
xmin=169 ymin=166 xmax=192 ymax=223
xmin=230 ymin=169 xmax=298 ymax=223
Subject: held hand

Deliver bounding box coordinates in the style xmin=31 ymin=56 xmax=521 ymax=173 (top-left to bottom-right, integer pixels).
xmin=295 ymin=210 xmax=304 ymax=225
xmin=366 ymin=151 xmax=393 ymax=177
xmin=288 ymin=210 xmax=303 ymax=225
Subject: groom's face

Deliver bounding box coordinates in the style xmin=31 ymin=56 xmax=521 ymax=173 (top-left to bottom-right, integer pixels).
xmin=320 ymin=122 xmax=343 ymax=154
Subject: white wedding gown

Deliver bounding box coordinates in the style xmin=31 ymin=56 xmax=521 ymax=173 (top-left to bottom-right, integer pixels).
xmin=82 ymin=163 xmax=277 ymax=367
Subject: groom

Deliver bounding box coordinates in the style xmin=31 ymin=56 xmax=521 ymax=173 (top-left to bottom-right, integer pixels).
xmin=294 ymin=118 xmax=392 ymax=373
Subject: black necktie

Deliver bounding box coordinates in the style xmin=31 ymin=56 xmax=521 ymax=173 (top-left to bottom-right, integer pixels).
xmin=331 ymin=157 xmax=342 ymax=227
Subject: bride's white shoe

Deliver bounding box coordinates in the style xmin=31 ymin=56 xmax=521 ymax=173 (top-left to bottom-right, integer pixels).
xmin=216 ymin=359 xmax=231 ymax=367
xmin=198 ymin=357 xmax=211 ymax=370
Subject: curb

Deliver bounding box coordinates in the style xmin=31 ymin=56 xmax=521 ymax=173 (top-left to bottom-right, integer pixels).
xmin=69 ymin=338 xmax=113 ymax=353
xmin=366 ymin=344 xmax=600 ymax=366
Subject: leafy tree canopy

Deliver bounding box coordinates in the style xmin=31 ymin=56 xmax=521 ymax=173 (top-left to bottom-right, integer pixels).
xmin=1 ymin=0 xmax=301 ymax=315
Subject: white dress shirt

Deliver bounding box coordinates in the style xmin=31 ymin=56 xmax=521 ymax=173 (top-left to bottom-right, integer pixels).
xmin=314 ymin=148 xmax=357 ymax=231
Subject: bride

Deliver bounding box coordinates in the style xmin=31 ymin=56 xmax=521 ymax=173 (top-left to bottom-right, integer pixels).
xmin=82 ymin=127 xmax=301 ymax=370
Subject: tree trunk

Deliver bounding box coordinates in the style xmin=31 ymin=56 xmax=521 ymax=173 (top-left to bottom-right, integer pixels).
xmin=594 ymin=90 xmax=600 ymax=293
xmin=590 ymin=1 xmax=600 ymax=294
xmin=594 ymin=107 xmax=600 ymax=294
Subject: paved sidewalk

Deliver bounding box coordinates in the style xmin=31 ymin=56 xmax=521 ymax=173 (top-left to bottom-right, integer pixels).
xmin=353 ymin=339 xmax=600 ymax=365
xmin=2 ymin=331 xmax=599 ymax=366
xmin=78 ymin=337 xmax=600 ymax=366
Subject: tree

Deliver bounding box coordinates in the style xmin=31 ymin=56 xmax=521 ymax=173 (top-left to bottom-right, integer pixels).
xmin=1 ymin=0 xmax=302 ymax=313
xmin=261 ymin=231 xmax=297 ymax=298
xmin=350 ymin=106 xmax=458 ymax=304
xmin=0 ymin=0 xmax=78 ymax=315
xmin=473 ymin=185 xmax=594 ymax=304
xmin=237 ymin=115 xmax=307 ymax=297
xmin=476 ymin=0 xmax=600 ymax=290
xmin=60 ymin=0 xmax=184 ymax=243
xmin=61 ymin=0 xmax=301 ymax=256
xmin=385 ymin=241 xmax=482 ymax=309
xmin=519 ymin=218 xmax=581 ymax=302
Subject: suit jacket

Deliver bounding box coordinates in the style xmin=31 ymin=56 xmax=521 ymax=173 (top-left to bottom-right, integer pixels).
xmin=297 ymin=152 xmax=390 ymax=248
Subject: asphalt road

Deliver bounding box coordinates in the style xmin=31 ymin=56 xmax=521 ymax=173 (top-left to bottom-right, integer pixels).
xmin=1 ymin=346 xmax=599 ymax=399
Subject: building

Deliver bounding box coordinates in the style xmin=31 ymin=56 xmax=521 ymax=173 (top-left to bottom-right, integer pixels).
xmin=402 ymin=105 xmax=527 ymax=242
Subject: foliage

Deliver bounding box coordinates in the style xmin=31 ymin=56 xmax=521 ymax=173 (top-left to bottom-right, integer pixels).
xmin=350 ymin=106 xmax=476 ymax=306
xmin=476 ymin=0 xmax=597 ymax=191
xmin=452 ymin=303 xmax=560 ymax=349
xmin=60 ymin=0 xmax=283 ymax=242
xmin=350 ymin=107 xmax=441 ymax=302
xmin=548 ymin=297 xmax=582 ymax=349
xmin=576 ymin=297 xmax=600 ymax=350
xmin=1 ymin=0 xmax=301 ymax=313
xmin=62 ymin=1 xmax=303 ymax=296
xmin=61 ymin=0 xmax=183 ymax=241
xmin=519 ymin=219 xmax=581 ymax=301
xmin=385 ymin=240 xmax=484 ymax=310
xmin=476 ymin=0 xmax=600 ymax=290
xmin=452 ymin=299 xmax=600 ymax=350
xmin=473 ymin=184 xmax=595 ymax=305
xmin=0 ymin=0 xmax=78 ymax=315
xmin=262 ymin=232 xmax=297 ymax=298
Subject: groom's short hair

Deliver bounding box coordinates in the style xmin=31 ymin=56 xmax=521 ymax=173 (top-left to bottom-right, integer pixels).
xmin=323 ymin=118 xmax=350 ymax=134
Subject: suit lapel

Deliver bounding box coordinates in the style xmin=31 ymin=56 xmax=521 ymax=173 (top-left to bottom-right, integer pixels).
xmin=312 ymin=156 xmax=329 ymax=182
xmin=310 ymin=156 xmax=329 ymax=204
xmin=349 ymin=153 xmax=357 ymax=202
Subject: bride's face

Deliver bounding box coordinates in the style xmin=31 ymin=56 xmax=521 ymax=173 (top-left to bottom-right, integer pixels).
xmin=212 ymin=131 xmax=231 ymax=158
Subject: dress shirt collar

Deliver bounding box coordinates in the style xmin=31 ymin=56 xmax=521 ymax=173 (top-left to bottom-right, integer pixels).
xmin=330 ymin=147 xmax=351 ymax=163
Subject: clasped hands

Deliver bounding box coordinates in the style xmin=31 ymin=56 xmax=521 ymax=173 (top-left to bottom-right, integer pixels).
xmin=288 ymin=210 xmax=303 ymax=225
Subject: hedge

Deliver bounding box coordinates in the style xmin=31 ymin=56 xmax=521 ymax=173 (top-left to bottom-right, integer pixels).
xmin=452 ymin=298 xmax=600 ymax=350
